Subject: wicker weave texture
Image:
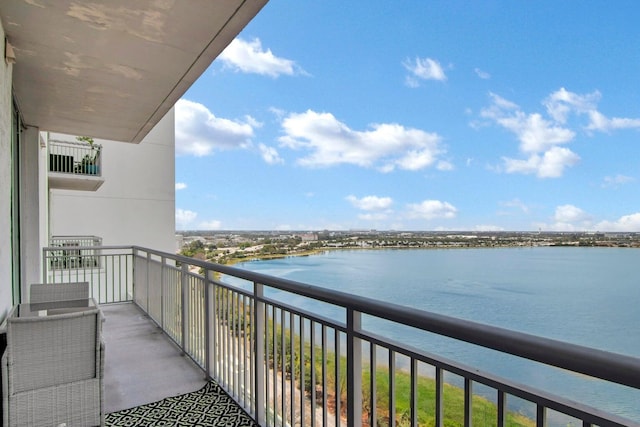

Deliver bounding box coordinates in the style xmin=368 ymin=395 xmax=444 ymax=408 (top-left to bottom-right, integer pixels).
xmin=8 ymin=379 xmax=102 ymax=427
xmin=2 ymin=302 xmax=104 ymax=427
xmin=30 ymin=282 xmax=89 ymax=303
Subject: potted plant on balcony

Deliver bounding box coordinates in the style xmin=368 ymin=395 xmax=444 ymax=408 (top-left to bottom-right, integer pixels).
xmin=75 ymin=136 xmax=101 ymax=175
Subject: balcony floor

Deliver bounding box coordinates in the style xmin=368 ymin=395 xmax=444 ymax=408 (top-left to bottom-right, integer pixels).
xmin=102 ymin=302 xmax=207 ymax=413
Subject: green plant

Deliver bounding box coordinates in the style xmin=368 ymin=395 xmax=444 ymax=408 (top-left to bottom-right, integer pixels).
xmin=75 ymin=136 xmax=101 ymax=173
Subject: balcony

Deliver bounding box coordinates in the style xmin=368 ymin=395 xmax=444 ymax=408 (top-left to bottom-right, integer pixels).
xmin=47 ymin=236 xmax=103 ymax=271
xmin=41 ymin=245 xmax=640 ymax=427
xmin=48 ymin=139 xmax=104 ymax=191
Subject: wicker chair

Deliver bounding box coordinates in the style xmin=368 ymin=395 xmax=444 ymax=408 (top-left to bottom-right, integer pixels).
xmin=1 ymin=300 xmax=104 ymax=426
xmin=29 ymin=282 xmax=89 ymax=303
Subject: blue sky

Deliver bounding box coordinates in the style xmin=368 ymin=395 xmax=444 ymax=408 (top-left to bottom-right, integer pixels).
xmin=175 ymin=1 xmax=640 ymax=232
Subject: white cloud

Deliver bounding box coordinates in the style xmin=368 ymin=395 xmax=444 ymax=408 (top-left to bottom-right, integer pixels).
xmin=175 ymin=99 xmax=256 ymax=157
xmin=539 ymin=206 xmax=640 ymax=232
xmin=595 ymin=213 xmax=640 ymax=231
xmin=482 ymin=95 xmax=575 ymax=153
xmin=587 ymin=110 xmax=640 ymax=132
xmin=219 ymin=38 xmax=305 ymax=77
xmin=346 ymin=195 xmax=393 ymax=211
xmin=544 ymin=88 xmax=600 ymax=123
xmin=403 ymin=57 xmax=447 ymax=87
xmin=602 ymin=174 xmax=634 ymax=188
xmin=436 ymin=160 xmax=454 ymax=171
xmin=199 ymin=220 xmax=222 ymax=230
xmin=175 ymin=182 xmax=187 ymax=191
xmin=279 ymin=110 xmax=445 ymax=171
xmin=176 ymin=208 xmax=197 ymax=229
xmin=554 ymin=204 xmax=589 ymax=223
xmin=537 ymin=204 xmax=593 ymax=231
xmin=177 ymin=209 xmax=221 ymax=230
xmin=407 ymin=200 xmax=457 ymax=220
xmin=258 ymin=143 xmax=284 ymax=165
xmin=502 ymin=147 xmax=579 ymax=178
xmin=481 ymin=93 xmax=578 ymax=178
xmin=474 ymin=68 xmax=491 ymax=79
xmin=544 ymin=87 xmax=640 ymax=132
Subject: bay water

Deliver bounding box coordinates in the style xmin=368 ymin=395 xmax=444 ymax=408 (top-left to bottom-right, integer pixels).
xmin=234 ymin=247 xmax=640 ymax=423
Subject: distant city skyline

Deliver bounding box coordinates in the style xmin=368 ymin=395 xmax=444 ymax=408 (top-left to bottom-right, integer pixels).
xmin=175 ymin=1 xmax=640 ymax=232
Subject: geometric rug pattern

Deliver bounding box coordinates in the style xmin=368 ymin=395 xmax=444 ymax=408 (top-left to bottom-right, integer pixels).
xmin=105 ymin=381 xmax=258 ymax=426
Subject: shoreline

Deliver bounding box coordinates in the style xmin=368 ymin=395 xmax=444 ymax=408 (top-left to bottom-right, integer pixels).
xmin=220 ymin=243 xmax=639 ymax=267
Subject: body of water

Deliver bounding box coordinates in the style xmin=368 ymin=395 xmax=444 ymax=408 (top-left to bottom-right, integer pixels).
xmin=234 ymin=247 xmax=640 ymax=423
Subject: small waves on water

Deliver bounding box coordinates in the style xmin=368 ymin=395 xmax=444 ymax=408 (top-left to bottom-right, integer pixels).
xmin=233 ymin=248 xmax=640 ymax=424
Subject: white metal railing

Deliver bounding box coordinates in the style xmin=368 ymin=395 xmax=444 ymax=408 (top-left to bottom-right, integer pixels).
xmin=41 ymin=245 xmax=640 ymax=426
xmin=43 ymin=245 xmax=132 ymax=303
xmin=48 ymin=139 xmax=102 ymax=176
xmin=47 ymin=236 xmax=103 ymax=270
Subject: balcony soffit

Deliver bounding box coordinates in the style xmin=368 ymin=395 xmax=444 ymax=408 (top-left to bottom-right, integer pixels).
xmin=2 ymin=0 xmax=268 ymax=143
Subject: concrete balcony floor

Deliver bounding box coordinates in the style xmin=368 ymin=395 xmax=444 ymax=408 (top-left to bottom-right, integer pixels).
xmin=102 ymin=302 xmax=207 ymax=413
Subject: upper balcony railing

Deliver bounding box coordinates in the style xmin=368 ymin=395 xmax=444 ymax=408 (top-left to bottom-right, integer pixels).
xmin=41 ymin=245 xmax=640 ymax=427
xmin=48 ymin=139 xmax=105 ymax=191
xmin=48 ymin=139 xmax=102 ymax=176
xmin=47 ymin=236 xmax=103 ymax=270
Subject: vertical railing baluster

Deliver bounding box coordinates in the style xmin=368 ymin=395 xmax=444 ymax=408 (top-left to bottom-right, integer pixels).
xmin=411 ymin=358 xmax=418 ymax=427
xmin=389 ymin=350 xmax=396 ymax=427
xmin=347 ymin=309 xmax=363 ymax=427
xmin=226 ymin=289 xmax=231 ymax=388
xmin=254 ymin=282 xmax=266 ymax=425
xmin=289 ymin=311 xmax=295 ymax=426
xmin=497 ymin=389 xmax=506 ymax=427
xmin=146 ymin=252 xmax=152 ymax=313
xmin=110 ymin=254 xmax=115 ymax=303
xmin=126 ymin=249 xmax=131 ymax=301
xmin=464 ymin=378 xmax=473 ymax=427
xmin=244 ymin=294 xmax=250 ymax=407
xmin=280 ymin=308 xmax=286 ymax=426
xmin=370 ymin=342 xmax=377 ymax=427
xmin=160 ymin=256 xmax=166 ymax=328
xmin=42 ymin=249 xmax=47 ymax=285
xmin=300 ymin=317 xmax=306 ymax=426
xmin=335 ymin=329 xmax=341 ymax=427
xmin=272 ymin=305 xmax=278 ymax=426
xmin=322 ymin=324 xmax=328 ymax=427
xmin=537 ymin=404 xmax=546 ymax=427
xmin=205 ymin=269 xmax=213 ymax=380
xmin=180 ymin=262 xmax=189 ymax=355
xmin=233 ymin=290 xmax=238 ymax=397
xmin=310 ymin=321 xmax=317 ymax=427
xmin=435 ymin=367 xmax=443 ymax=427
xmin=244 ymin=296 xmax=255 ymax=414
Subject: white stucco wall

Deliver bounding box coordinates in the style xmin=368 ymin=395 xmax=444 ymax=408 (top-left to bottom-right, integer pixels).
xmin=20 ymin=126 xmax=43 ymax=297
xmin=49 ymin=108 xmax=176 ymax=253
xmin=0 ymin=20 xmax=14 ymax=321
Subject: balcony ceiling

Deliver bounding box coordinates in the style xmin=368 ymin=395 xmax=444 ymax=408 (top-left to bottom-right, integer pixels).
xmin=2 ymin=0 xmax=267 ymax=143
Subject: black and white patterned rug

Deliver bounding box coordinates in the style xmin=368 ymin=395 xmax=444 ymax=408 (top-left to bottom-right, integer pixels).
xmin=105 ymin=381 xmax=258 ymax=426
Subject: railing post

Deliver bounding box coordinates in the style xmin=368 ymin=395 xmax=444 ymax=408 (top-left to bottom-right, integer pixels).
xmin=131 ymin=247 xmax=138 ymax=301
xmin=42 ymin=248 xmax=47 ymax=285
xmin=253 ymin=282 xmax=266 ymax=425
xmin=205 ymin=269 xmax=214 ymax=380
xmin=146 ymin=251 xmax=151 ymax=313
xmin=160 ymin=256 xmax=166 ymax=329
xmin=347 ymin=308 xmax=363 ymax=427
xmin=181 ymin=262 xmax=189 ymax=355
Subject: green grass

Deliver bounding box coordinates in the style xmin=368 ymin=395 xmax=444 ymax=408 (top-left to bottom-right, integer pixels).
xmin=300 ymin=338 xmax=535 ymax=427
xmin=224 ymin=292 xmax=535 ymax=427
xmin=367 ymin=367 xmax=534 ymax=427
